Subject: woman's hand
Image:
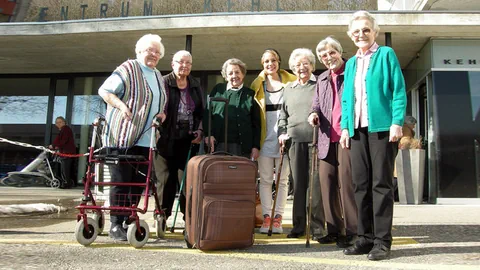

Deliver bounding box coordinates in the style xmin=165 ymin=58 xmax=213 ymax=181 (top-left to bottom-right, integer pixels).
xmin=308 ymin=113 xmax=319 ymax=126
xmin=389 ymin=124 xmax=403 ymax=142
xmin=156 ymin=113 xmax=166 ymax=123
xmin=120 ymin=105 xmax=132 ymax=121
xmin=250 ymin=148 xmax=260 ymax=161
xmin=191 ymin=130 xmax=203 ymax=144
xmin=204 ymin=136 xmax=216 ymax=153
xmin=339 ymin=129 xmax=350 ymax=149
xmin=278 ymin=134 xmax=290 ymax=146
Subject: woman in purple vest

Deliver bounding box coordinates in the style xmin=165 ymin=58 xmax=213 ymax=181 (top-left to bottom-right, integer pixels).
xmin=308 ymin=36 xmax=357 ymax=248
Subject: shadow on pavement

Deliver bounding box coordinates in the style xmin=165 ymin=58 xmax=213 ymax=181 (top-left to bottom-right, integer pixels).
xmin=0 ymin=230 xmax=70 ymax=235
xmin=393 ymin=225 xmax=480 ymax=243
xmin=392 ymin=246 xmax=480 ymax=259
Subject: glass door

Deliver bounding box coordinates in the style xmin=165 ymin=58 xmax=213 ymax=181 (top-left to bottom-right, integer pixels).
xmin=71 ymin=76 xmax=107 ymax=185
xmin=0 ymin=77 xmax=51 ymax=177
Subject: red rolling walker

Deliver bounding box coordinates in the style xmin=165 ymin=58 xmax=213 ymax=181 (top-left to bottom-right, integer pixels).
xmin=74 ymin=117 xmax=166 ymax=248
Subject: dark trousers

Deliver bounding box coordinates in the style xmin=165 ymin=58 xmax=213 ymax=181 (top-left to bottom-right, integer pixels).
xmin=216 ymin=142 xmax=249 ymax=158
xmin=108 ymin=146 xmax=149 ymax=225
xmin=60 ymin=157 xmax=73 ymax=187
xmin=319 ymin=142 xmax=357 ymax=236
xmin=289 ymin=141 xmax=325 ymax=235
xmin=310 ymin=165 xmax=326 ymax=237
xmin=350 ymin=128 xmax=398 ymax=247
xmin=162 ymin=139 xmax=198 ymax=218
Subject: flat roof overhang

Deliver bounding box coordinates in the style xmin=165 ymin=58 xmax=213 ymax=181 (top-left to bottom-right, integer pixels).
xmin=1 ymin=12 xmax=480 ymax=74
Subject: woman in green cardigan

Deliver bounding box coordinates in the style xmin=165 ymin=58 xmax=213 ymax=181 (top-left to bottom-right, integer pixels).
xmin=340 ymin=11 xmax=407 ymax=261
xmin=204 ymin=58 xmax=261 ymax=159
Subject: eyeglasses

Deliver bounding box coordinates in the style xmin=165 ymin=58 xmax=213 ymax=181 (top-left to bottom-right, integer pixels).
xmin=351 ymin=28 xmax=372 ymax=37
xmin=320 ymin=50 xmax=338 ymax=60
xmin=174 ymin=60 xmax=192 ymax=66
xmin=295 ymin=62 xmax=311 ymax=69
xmin=144 ymin=48 xmax=161 ymax=56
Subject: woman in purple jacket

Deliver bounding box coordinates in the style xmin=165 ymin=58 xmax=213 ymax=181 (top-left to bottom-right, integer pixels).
xmin=308 ymin=37 xmax=357 ymax=248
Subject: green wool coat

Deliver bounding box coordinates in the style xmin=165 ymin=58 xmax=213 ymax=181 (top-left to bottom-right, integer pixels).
xmin=204 ymin=83 xmax=261 ymax=155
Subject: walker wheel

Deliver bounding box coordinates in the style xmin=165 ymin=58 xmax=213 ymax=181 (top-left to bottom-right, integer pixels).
xmin=155 ymin=214 xmax=167 ymax=239
xmin=92 ymin=212 xmax=105 ymax=235
xmin=50 ymin=178 xmax=61 ymax=188
xmin=127 ymin=219 xmax=149 ymax=248
xmin=75 ymin=217 xmax=98 ymax=246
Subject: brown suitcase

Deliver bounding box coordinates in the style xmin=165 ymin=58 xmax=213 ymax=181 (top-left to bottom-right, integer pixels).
xmin=184 ymin=97 xmax=257 ymax=251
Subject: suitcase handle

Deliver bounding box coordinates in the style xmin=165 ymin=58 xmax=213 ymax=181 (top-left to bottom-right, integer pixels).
xmin=208 ymin=97 xmax=229 ymax=153
xmin=210 ymin=151 xmax=233 ymax=156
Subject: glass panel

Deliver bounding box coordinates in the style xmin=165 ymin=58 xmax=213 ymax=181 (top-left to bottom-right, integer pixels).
xmin=52 ymin=79 xmax=68 ymax=124
xmin=432 ymin=71 xmax=478 ymax=198
xmin=71 ymin=76 xmax=108 ymax=183
xmin=72 ymin=77 xmax=107 ymax=126
xmin=0 ymin=78 xmax=50 ymax=178
xmin=469 ymin=72 xmax=480 ymax=122
xmin=469 ymin=72 xmax=480 ymax=197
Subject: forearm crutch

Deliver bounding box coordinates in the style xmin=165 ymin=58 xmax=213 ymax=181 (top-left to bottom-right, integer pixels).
xmin=170 ymin=145 xmax=193 ymax=233
xmin=267 ymin=144 xmax=286 ymax=236
xmin=306 ymin=125 xmax=318 ymax=248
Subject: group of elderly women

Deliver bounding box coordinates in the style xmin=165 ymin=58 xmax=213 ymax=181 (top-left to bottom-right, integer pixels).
xmin=99 ymin=10 xmax=406 ymax=261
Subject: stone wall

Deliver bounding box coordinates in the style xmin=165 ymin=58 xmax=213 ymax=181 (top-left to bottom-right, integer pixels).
xmin=17 ymin=0 xmax=377 ymax=22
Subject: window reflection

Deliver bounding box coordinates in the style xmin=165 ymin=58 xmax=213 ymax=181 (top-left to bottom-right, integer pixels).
xmin=0 ymin=96 xmax=48 ymax=124
xmin=71 ymin=77 xmax=107 ymax=184
xmin=72 ymin=77 xmax=107 ymax=125
xmin=469 ymin=72 xmax=480 ymax=121
xmin=0 ymin=78 xmax=50 ymax=178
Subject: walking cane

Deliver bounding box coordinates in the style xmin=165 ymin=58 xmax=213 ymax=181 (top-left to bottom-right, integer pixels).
xmin=170 ymin=144 xmax=193 ymax=233
xmin=306 ymin=125 xmax=318 ymax=248
xmin=267 ymin=144 xmax=286 ymax=236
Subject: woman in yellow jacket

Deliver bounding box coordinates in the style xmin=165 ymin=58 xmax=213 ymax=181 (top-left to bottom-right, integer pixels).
xmin=251 ymin=49 xmax=296 ymax=234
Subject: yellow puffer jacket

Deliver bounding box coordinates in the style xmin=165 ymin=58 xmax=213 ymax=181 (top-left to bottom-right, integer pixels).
xmin=251 ymin=69 xmax=297 ymax=147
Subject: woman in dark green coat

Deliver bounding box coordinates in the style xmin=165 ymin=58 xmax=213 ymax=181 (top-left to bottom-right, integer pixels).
xmin=204 ymin=58 xmax=261 ymax=159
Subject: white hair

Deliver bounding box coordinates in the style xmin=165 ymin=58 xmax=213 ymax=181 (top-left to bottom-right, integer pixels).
xmin=172 ymin=50 xmax=192 ymax=61
xmin=135 ymin=34 xmax=165 ymax=59
xmin=221 ymin=58 xmax=247 ymax=79
xmin=288 ymin=48 xmax=316 ymax=73
xmin=316 ymin=36 xmax=343 ymax=59
xmin=347 ymin=10 xmax=380 ymax=38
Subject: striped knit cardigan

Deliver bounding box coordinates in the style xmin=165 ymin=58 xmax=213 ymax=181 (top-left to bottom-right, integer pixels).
xmin=103 ymin=59 xmax=167 ymax=148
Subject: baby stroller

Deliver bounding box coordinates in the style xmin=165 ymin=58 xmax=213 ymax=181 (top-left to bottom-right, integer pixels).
xmin=1 ymin=150 xmax=63 ymax=188
xmin=74 ymin=117 xmax=166 ymax=248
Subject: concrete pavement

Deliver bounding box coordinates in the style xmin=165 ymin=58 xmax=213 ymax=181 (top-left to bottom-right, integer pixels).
xmin=1 ymin=186 xmax=480 ymax=225
xmin=0 ymin=186 xmax=479 ymax=269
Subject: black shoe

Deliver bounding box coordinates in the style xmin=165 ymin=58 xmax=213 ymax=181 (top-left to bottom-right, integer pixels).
xmin=367 ymin=244 xmax=391 ymax=261
xmin=336 ymin=235 xmax=355 ymax=248
xmin=109 ymin=225 xmax=127 ymax=241
xmin=287 ymin=231 xmax=305 ymax=238
xmin=59 ymin=183 xmax=72 ymax=189
xmin=318 ymin=234 xmax=338 ymax=244
xmin=343 ymin=241 xmax=374 ymax=255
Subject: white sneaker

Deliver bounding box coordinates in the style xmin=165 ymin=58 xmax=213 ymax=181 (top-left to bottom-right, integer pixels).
xmin=259 ymin=215 xmax=271 ymax=234
xmin=287 ymin=195 xmax=294 ymax=200
xmin=272 ymin=215 xmax=283 ymax=234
